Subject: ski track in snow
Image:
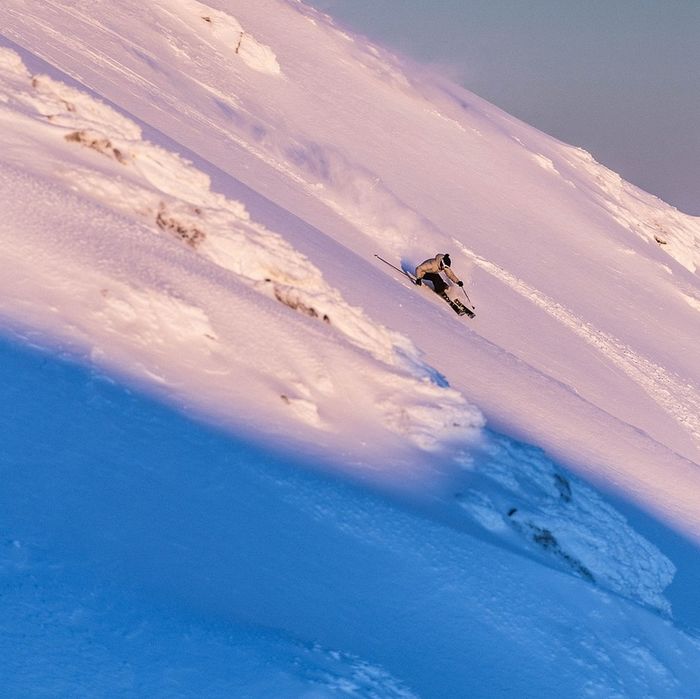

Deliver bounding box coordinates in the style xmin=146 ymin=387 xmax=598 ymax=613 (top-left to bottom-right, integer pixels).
xmin=455 ymin=240 xmax=700 ymax=448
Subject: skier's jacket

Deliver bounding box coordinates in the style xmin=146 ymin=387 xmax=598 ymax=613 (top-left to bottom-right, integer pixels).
xmin=415 ymin=254 xmax=461 ymax=285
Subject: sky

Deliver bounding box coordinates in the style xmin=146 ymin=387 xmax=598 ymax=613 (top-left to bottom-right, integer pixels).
xmin=310 ymin=0 xmax=700 ymax=216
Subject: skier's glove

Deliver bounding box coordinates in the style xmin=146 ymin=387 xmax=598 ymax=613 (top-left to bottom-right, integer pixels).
xmin=457 ymin=281 xmax=464 ymax=287
xmin=415 ymin=278 xmax=422 ymax=286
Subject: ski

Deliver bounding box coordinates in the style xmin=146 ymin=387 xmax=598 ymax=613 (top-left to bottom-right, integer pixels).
xmin=444 ymin=294 xmax=474 ymax=318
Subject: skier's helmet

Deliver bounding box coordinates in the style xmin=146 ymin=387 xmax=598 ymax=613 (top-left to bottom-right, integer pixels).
xmin=443 ymin=253 xmax=451 ymax=267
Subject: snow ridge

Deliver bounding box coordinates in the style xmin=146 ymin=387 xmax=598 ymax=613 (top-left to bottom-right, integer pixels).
xmin=563 ymin=146 xmax=700 ymax=274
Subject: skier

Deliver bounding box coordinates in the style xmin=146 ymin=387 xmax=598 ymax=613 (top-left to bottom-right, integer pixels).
xmin=414 ymin=253 xmax=463 ymax=297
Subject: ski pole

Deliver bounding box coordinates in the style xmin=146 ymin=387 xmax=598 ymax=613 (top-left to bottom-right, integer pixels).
xmin=374 ymin=254 xmax=405 ymax=275
xmin=461 ymin=286 xmax=475 ymax=309
xmin=374 ymin=254 xmax=417 ymax=283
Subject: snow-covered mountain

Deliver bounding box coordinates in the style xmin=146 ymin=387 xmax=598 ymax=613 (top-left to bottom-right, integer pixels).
xmin=1 ymin=1 xmax=699 ymax=696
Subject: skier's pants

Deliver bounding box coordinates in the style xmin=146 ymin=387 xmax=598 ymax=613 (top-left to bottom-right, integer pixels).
xmin=422 ymin=272 xmax=448 ymax=294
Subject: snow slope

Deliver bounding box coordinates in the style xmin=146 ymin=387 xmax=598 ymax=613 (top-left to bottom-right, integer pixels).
xmin=1 ymin=0 xmax=700 ymax=696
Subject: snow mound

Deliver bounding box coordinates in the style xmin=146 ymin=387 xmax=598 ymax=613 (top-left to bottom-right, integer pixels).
xmin=98 ymin=285 xmax=217 ymax=347
xmin=0 ymin=44 xmax=29 ymax=82
xmin=456 ymin=434 xmax=676 ymax=613
xmin=0 ymin=53 xmax=139 ymax=140
xmin=156 ymin=0 xmax=281 ymax=76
